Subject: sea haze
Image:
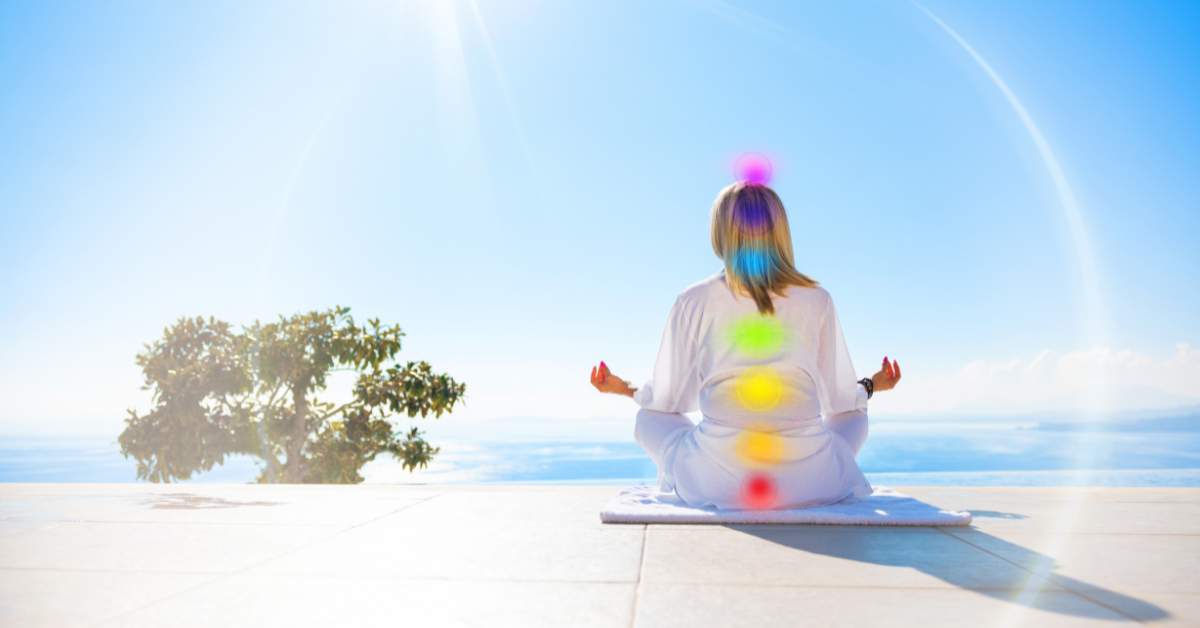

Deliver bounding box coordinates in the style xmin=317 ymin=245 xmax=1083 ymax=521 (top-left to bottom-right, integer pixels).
xmin=2 ymin=415 xmax=1198 ymax=486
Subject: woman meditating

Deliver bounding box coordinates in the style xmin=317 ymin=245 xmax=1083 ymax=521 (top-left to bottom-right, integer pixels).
xmin=590 ymin=181 xmax=901 ymax=509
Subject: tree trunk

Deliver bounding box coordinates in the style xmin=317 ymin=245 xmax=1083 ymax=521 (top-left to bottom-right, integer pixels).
xmin=282 ymin=375 xmax=311 ymax=483
xmin=255 ymin=416 xmax=279 ymax=484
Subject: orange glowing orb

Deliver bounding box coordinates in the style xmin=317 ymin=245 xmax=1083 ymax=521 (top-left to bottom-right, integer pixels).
xmin=740 ymin=471 xmax=778 ymax=509
xmin=737 ymin=423 xmax=783 ymax=467
xmin=736 ymin=366 xmax=783 ymax=411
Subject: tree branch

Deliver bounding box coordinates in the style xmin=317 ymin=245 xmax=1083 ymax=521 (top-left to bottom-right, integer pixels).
xmin=311 ymin=401 xmax=357 ymax=425
xmin=263 ymin=383 xmax=286 ymax=410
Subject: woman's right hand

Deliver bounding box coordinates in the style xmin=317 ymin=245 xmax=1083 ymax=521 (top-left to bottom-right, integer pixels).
xmin=590 ymin=361 xmax=637 ymax=398
xmin=870 ymin=357 xmax=902 ymax=393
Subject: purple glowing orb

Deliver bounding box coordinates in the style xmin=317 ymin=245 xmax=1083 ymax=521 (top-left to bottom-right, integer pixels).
xmin=735 ymin=153 xmax=772 ymax=185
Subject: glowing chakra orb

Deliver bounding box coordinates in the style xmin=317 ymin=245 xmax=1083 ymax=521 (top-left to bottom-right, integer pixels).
xmin=737 ymin=195 xmax=774 ymax=236
xmin=737 ymin=423 xmax=783 ymax=467
xmin=732 ymin=243 xmax=777 ymax=286
xmin=736 ymin=366 xmax=783 ymax=411
xmin=736 ymin=315 xmax=783 ymax=357
xmin=740 ymin=470 xmax=778 ymax=509
xmin=735 ymin=152 xmax=772 ymax=185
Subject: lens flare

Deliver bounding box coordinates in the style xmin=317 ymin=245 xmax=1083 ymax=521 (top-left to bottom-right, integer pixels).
xmin=735 ymin=152 xmax=772 ymax=185
xmin=736 ymin=366 xmax=783 ymax=411
xmin=740 ymin=470 xmax=778 ymax=509
xmin=737 ymin=423 xmax=783 ymax=467
xmin=736 ymin=314 xmax=782 ymax=357
xmin=731 ymin=243 xmax=777 ymax=286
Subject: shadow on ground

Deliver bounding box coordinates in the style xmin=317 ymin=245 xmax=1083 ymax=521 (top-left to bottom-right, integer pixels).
xmin=730 ymin=525 xmax=1168 ymax=622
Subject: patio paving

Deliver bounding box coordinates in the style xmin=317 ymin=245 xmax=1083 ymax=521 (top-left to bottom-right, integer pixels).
xmin=1 ymin=484 xmax=1196 ymax=627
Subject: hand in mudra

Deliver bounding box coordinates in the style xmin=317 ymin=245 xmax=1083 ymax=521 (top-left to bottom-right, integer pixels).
xmin=590 ymin=361 xmax=637 ymax=398
xmin=871 ymin=357 xmax=902 ymax=393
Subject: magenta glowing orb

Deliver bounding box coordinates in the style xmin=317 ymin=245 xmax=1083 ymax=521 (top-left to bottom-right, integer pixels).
xmin=734 ymin=152 xmax=772 ymax=185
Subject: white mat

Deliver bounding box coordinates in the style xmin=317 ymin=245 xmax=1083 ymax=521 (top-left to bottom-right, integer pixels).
xmin=600 ymin=486 xmax=972 ymax=526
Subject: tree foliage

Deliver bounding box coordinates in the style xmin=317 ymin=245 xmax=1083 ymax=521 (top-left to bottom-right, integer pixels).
xmin=118 ymin=307 xmax=466 ymax=484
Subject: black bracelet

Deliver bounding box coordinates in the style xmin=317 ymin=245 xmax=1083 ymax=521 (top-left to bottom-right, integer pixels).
xmin=858 ymin=377 xmax=874 ymax=399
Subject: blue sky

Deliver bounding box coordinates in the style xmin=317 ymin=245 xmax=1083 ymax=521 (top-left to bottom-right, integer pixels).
xmin=1 ymin=0 xmax=1198 ymax=435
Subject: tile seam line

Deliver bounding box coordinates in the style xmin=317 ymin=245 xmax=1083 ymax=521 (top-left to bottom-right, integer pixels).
xmin=0 ymin=568 xmax=641 ymax=585
xmin=8 ymin=520 xmax=391 ymax=528
xmin=6 ymin=498 xmax=441 ymax=526
xmin=940 ymin=530 xmax=1200 ymax=537
xmin=5 ymin=519 xmax=1198 ymax=535
xmin=933 ymin=527 xmax=1147 ymax=624
xmin=80 ymin=494 xmax=445 ymax=628
xmin=639 ymin=526 xmax=1199 ymax=536
xmin=626 ymin=582 xmax=1183 ymax=593
xmin=630 ymin=524 xmax=648 ymax=628
xmin=0 ymin=492 xmax=451 ymax=497
xmin=7 ymin=565 xmax=1178 ymax=592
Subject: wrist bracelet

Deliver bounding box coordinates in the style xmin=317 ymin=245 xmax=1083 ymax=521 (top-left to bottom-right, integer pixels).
xmin=858 ymin=377 xmax=874 ymax=399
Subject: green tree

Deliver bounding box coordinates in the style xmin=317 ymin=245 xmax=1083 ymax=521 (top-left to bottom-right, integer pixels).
xmin=118 ymin=307 xmax=466 ymax=484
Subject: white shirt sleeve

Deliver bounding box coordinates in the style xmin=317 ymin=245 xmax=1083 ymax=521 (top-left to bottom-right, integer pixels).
xmin=633 ymin=297 xmax=702 ymax=414
xmin=817 ymin=292 xmax=865 ymax=416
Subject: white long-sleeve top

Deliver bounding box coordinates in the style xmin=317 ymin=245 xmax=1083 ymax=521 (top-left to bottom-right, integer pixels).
xmin=633 ymin=270 xmax=872 ymax=509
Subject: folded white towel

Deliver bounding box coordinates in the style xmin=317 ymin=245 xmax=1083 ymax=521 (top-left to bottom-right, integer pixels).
xmin=600 ymin=485 xmax=972 ymax=526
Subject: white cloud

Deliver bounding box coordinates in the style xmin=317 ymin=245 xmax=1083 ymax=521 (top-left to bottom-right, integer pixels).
xmin=876 ymin=344 xmax=1200 ymax=417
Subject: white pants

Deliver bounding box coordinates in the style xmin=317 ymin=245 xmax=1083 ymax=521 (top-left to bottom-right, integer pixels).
xmin=634 ymin=408 xmax=869 ymax=474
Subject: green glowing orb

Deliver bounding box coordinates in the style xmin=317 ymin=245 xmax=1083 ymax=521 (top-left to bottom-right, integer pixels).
xmin=735 ymin=315 xmax=783 ymax=357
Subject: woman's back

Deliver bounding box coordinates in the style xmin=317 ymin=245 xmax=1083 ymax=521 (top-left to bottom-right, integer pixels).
xmin=633 ymin=270 xmax=872 ymax=509
xmin=590 ymin=177 xmax=900 ymax=510
xmin=636 ymin=271 xmax=859 ymax=429
xmin=690 ymin=272 xmax=827 ymax=430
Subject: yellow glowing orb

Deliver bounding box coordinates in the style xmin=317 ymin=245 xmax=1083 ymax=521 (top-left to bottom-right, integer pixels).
xmin=735 ymin=314 xmax=782 ymax=357
xmin=737 ymin=423 xmax=783 ymax=467
xmin=736 ymin=366 xmax=783 ymax=411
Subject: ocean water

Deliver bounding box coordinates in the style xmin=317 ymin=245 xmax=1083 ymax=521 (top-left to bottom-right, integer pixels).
xmin=2 ymin=421 xmax=1198 ymax=486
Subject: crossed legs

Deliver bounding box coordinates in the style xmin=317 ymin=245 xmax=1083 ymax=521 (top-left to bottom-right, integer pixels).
xmin=635 ymin=407 xmax=869 ymax=465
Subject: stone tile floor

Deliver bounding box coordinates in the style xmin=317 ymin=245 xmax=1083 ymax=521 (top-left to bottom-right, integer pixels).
xmin=1 ymin=484 xmax=1196 ymax=627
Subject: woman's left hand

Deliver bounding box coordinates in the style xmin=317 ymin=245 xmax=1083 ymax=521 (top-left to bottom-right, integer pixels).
xmin=590 ymin=361 xmax=637 ymax=398
xmin=871 ymin=357 xmax=902 ymax=393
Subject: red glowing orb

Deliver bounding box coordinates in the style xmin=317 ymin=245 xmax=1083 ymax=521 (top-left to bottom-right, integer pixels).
xmin=740 ymin=471 xmax=778 ymax=509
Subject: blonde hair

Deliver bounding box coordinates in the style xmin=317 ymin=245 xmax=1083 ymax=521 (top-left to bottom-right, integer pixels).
xmin=710 ymin=182 xmax=818 ymax=315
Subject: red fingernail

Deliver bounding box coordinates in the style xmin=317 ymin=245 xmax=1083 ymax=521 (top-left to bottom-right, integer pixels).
xmin=600 ymin=361 xmax=607 ymax=369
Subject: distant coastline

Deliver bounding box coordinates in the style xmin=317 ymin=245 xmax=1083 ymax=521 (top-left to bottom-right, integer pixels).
xmin=1030 ymin=415 xmax=1200 ymax=432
